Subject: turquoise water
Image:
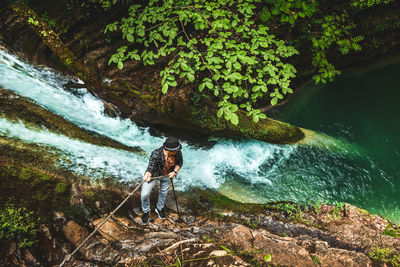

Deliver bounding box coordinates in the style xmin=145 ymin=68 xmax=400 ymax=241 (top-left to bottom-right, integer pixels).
xmin=0 ymin=49 xmax=399 ymax=223
xmin=269 ymin=60 xmax=400 ymax=222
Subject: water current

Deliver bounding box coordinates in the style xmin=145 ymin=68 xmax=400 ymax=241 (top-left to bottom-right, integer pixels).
xmin=0 ymin=49 xmax=398 ymax=223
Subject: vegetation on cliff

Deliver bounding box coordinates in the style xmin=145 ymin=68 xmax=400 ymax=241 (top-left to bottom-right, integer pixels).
xmin=103 ymin=0 xmax=394 ymax=125
xmin=1 ymin=0 xmax=399 ymax=142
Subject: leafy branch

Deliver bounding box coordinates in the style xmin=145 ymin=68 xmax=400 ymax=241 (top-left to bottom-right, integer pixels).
xmin=105 ymin=0 xmax=299 ymax=125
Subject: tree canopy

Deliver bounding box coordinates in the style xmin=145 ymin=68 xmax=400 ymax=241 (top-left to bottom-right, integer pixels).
xmin=104 ymin=0 xmax=390 ymax=124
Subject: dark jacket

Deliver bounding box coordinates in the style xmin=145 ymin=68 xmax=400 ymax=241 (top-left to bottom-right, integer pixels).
xmin=145 ymin=147 xmax=183 ymax=177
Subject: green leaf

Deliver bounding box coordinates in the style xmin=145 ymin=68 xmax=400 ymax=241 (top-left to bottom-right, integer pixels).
xmin=271 ymin=97 xmax=278 ymax=106
xmin=126 ymin=33 xmax=134 ymax=42
xmin=117 ymin=61 xmax=123 ymax=70
xmin=199 ymin=83 xmax=206 ymax=92
xmin=217 ymin=108 xmax=223 ymax=118
xmin=259 ymin=113 xmax=267 ymax=119
xmin=233 ymin=62 xmax=241 ymax=70
xmin=168 ymin=80 xmax=177 ymax=86
xmin=253 ymin=115 xmax=259 ymax=123
xmin=232 ymin=72 xmax=242 ymax=80
xmin=264 ymin=254 xmax=272 ymax=262
xmin=162 ymin=83 xmax=168 ymax=94
xmin=230 ymin=113 xmax=239 ymax=125
xmin=229 ymin=105 xmax=238 ymax=113
xmin=187 ymin=73 xmax=195 ymax=82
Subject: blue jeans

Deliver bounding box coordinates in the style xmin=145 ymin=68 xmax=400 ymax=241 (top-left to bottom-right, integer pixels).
xmin=141 ymin=177 xmax=170 ymax=214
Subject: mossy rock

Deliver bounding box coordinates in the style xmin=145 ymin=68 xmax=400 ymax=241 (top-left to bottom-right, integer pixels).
xmin=189 ymin=105 xmax=304 ymax=144
xmin=0 ymin=161 xmax=72 ymax=221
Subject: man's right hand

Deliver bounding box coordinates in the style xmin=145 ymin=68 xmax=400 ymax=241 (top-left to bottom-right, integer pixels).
xmin=143 ymin=172 xmax=152 ymax=183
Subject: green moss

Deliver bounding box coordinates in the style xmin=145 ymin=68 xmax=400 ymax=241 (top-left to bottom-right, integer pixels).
xmin=19 ymin=168 xmax=32 ymax=181
xmin=54 ymin=182 xmax=67 ymax=194
xmin=369 ymin=247 xmax=400 ymax=267
xmin=0 ymin=163 xmax=71 ymax=221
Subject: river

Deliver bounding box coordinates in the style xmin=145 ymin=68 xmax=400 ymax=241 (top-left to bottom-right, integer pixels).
xmin=0 ymin=49 xmax=398 ymax=223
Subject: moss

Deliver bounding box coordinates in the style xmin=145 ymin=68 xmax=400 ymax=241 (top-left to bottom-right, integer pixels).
xmin=369 ymin=247 xmax=400 ymax=267
xmin=19 ymin=168 xmax=32 ymax=181
xmin=0 ymin=162 xmax=72 ymax=222
xmin=189 ymin=99 xmax=304 ymax=144
xmin=54 ymin=182 xmax=68 ymax=194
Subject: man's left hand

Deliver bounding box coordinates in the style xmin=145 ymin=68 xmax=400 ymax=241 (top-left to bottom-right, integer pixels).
xmin=168 ymin=171 xmax=176 ymax=179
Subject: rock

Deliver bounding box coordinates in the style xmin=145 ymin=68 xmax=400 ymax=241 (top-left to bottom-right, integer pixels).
xmin=242 ymin=228 xmax=315 ymax=267
xmin=317 ymin=247 xmax=372 ymax=267
xmin=24 ymin=250 xmax=40 ymax=266
xmin=40 ymin=224 xmax=52 ymax=240
xmin=209 ymin=250 xmax=228 ymax=257
xmin=225 ymin=225 xmax=254 ymax=250
xmin=53 ymin=211 xmax=66 ymax=223
xmin=102 ymin=100 xmax=120 ymax=118
xmin=62 ymin=221 xmax=89 ymax=247
xmin=92 ymin=216 xmax=134 ymax=242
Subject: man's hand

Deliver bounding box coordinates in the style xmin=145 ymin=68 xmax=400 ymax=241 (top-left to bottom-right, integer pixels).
xmin=143 ymin=172 xmax=152 ymax=183
xmin=168 ymin=171 xmax=176 ymax=179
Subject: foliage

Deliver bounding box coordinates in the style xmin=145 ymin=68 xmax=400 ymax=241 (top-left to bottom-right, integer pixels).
xmin=260 ymin=0 xmax=318 ymax=25
xmin=332 ymin=201 xmax=345 ymax=219
xmin=41 ymin=13 xmax=69 ymax=35
xmin=106 ymin=0 xmax=299 ymax=125
xmin=0 ymin=204 xmax=39 ymax=248
xmin=264 ymin=253 xmax=272 ymax=262
xmin=369 ymin=247 xmax=400 ymax=267
xmin=28 ymin=17 xmax=39 ymax=26
xmin=275 ymin=202 xmax=304 ymax=220
xmin=351 ymin=0 xmax=392 ymax=9
xmin=311 ymin=255 xmax=321 ymax=265
xmin=382 ymin=223 xmax=400 ymax=238
xmin=311 ymin=12 xmax=364 ymax=84
xmin=313 ymin=199 xmax=325 ymax=214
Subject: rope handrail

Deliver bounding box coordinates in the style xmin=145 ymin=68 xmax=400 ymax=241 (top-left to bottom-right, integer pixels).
xmin=58 ymin=175 xmax=167 ymax=267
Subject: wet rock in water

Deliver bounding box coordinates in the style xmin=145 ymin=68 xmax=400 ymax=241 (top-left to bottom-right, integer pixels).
xmin=102 ymin=100 xmax=120 ymax=118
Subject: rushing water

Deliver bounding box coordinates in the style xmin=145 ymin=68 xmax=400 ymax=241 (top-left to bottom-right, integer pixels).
xmin=0 ymin=49 xmax=398 ymax=223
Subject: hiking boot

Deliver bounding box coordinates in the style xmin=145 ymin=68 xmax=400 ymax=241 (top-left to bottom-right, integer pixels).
xmin=141 ymin=211 xmax=149 ymax=225
xmin=155 ymin=208 xmax=166 ymax=220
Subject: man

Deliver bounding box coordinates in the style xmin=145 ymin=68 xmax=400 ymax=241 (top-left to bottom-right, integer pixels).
xmin=141 ymin=137 xmax=183 ymax=224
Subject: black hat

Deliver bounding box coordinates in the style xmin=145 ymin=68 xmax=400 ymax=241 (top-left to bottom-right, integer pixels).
xmin=163 ymin=137 xmax=182 ymax=151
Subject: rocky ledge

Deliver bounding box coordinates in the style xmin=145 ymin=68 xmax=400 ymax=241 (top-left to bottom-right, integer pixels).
xmin=2 ymin=176 xmax=399 ymax=267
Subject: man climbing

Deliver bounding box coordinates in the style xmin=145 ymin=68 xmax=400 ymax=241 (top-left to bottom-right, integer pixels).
xmin=141 ymin=137 xmax=183 ymax=224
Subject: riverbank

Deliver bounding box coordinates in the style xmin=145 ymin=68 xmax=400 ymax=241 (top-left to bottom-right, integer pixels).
xmin=1 ymin=158 xmax=399 ymax=266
